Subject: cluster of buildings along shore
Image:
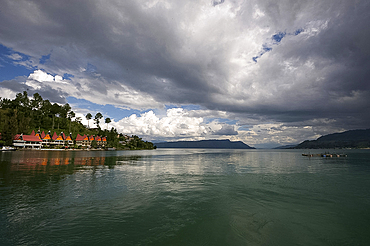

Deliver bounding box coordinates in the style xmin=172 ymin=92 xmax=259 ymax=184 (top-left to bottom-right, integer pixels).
xmin=12 ymin=130 xmax=107 ymax=149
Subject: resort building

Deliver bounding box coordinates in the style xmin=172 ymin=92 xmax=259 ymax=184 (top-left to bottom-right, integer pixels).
xmin=75 ymin=134 xmax=107 ymax=148
xmin=13 ymin=134 xmax=43 ymax=149
xmin=65 ymin=133 xmax=74 ymax=145
xmin=75 ymin=134 xmax=89 ymax=146
xmin=12 ymin=130 xmax=107 ymax=149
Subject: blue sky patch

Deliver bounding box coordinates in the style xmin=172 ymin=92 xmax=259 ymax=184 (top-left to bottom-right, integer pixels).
xmin=165 ymin=104 xmax=202 ymax=111
xmin=85 ymin=63 xmax=97 ymax=73
xmin=252 ymin=29 xmax=304 ymax=62
xmin=63 ymin=73 xmax=74 ymax=80
xmin=0 ymin=44 xmax=33 ymax=81
xmin=294 ymin=28 xmax=304 ymax=35
xmin=272 ymin=32 xmax=286 ymax=43
xmin=39 ymin=53 xmax=51 ymax=64
xmin=262 ymin=45 xmax=272 ymax=52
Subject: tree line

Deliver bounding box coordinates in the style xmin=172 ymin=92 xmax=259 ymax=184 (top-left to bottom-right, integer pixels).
xmin=0 ymin=91 xmax=155 ymax=150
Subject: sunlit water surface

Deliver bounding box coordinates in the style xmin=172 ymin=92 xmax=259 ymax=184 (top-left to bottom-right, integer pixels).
xmin=1 ymin=149 xmax=370 ymax=245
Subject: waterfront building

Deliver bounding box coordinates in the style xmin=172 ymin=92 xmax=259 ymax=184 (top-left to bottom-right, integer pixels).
xmin=54 ymin=132 xmax=65 ymax=146
xmin=13 ymin=134 xmax=42 ymax=149
xmin=75 ymin=134 xmax=88 ymax=146
xmin=10 ymin=130 xmax=107 ymax=149
xmin=65 ymin=133 xmax=74 ymax=146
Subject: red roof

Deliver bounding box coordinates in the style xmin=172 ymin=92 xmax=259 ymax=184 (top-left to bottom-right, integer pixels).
xmin=13 ymin=134 xmax=21 ymax=140
xmin=95 ymin=136 xmax=102 ymax=141
xmin=89 ymin=135 xmax=94 ymax=141
xmin=76 ymin=134 xmax=86 ymax=141
xmin=52 ymin=132 xmax=58 ymax=140
xmin=62 ymin=132 xmax=66 ymax=139
xmin=22 ymin=135 xmax=42 ymax=142
xmin=41 ymin=131 xmax=46 ymax=139
xmin=30 ymin=130 xmax=35 ymax=136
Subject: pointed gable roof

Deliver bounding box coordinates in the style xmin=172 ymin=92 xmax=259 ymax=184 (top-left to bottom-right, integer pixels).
xmin=102 ymin=136 xmax=107 ymax=142
xmin=56 ymin=133 xmax=64 ymax=141
xmin=43 ymin=133 xmax=51 ymax=140
xmin=65 ymin=134 xmax=72 ymax=141
xmin=89 ymin=135 xmax=95 ymax=141
xmin=52 ymin=132 xmax=58 ymax=140
xmin=41 ymin=131 xmax=46 ymax=139
xmin=83 ymin=135 xmax=89 ymax=141
xmin=76 ymin=134 xmax=85 ymax=141
xmin=95 ymin=135 xmax=102 ymax=141
xmin=23 ymin=135 xmax=42 ymax=142
xmin=30 ymin=130 xmax=35 ymax=136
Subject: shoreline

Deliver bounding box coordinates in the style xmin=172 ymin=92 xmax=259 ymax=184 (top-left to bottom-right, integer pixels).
xmin=14 ymin=148 xmax=154 ymax=151
xmin=16 ymin=148 xmax=108 ymax=151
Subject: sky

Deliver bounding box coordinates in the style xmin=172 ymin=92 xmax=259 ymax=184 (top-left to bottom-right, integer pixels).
xmin=0 ymin=0 xmax=369 ymax=148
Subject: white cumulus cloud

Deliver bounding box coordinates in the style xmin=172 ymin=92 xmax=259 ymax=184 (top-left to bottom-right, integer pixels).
xmin=111 ymin=108 xmax=239 ymax=142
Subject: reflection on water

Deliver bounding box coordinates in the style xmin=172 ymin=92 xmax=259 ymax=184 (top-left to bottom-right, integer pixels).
xmin=1 ymin=150 xmax=146 ymax=174
xmin=1 ymin=149 xmax=370 ymax=246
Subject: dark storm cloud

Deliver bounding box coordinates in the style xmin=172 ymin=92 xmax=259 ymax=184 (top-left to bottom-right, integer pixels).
xmin=1 ymin=0 xmax=370 ymax=133
xmin=0 ymin=78 xmax=68 ymax=104
xmin=0 ymin=78 xmax=28 ymax=92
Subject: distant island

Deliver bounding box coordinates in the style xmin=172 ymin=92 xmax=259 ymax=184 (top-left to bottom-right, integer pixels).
xmin=293 ymin=129 xmax=370 ymax=149
xmin=155 ymin=139 xmax=255 ymax=149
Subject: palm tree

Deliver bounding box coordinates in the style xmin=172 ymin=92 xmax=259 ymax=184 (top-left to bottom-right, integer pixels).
xmin=67 ymin=111 xmax=75 ymax=133
xmin=94 ymin=112 xmax=103 ymax=128
xmin=86 ymin=113 xmax=92 ymax=128
xmin=75 ymin=117 xmax=82 ymax=124
xmin=105 ymin=117 xmax=111 ymax=129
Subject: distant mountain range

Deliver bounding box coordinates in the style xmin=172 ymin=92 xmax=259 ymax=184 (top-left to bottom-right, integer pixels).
xmin=293 ymin=129 xmax=370 ymax=149
xmin=274 ymin=144 xmax=298 ymax=149
xmin=155 ymin=139 xmax=255 ymax=149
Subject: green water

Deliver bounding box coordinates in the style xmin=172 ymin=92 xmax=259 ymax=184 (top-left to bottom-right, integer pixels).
xmin=1 ymin=149 xmax=370 ymax=245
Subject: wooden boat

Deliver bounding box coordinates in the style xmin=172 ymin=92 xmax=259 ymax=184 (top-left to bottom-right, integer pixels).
xmin=302 ymin=153 xmax=347 ymax=157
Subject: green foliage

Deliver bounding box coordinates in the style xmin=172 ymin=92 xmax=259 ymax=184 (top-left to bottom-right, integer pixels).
xmin=91 ymin=140 xmax=98 ymax=148
xmin=124 ymin=135 xmax=155 ymax=150
xmin=86 ymin=113 xmax=92 ymax=128
xmin=105 ymin=117 xmax=111 ymax=129
xmin=94 ymin=112 xmax=103 ymax=128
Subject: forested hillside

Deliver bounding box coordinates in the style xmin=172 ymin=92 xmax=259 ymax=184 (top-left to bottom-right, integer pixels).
xmin=294 ymin=129 xmax=370 ymax=149
xmin=0 ymin=91 xmax=154 ymax=149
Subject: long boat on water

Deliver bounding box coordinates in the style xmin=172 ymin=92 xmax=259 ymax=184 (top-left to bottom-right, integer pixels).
xmin=302 ymin=153 xmax=347 ymax=157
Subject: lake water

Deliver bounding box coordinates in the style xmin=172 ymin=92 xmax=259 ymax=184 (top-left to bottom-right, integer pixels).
xmin=1 ymin=149 xmax=370 ymax=245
